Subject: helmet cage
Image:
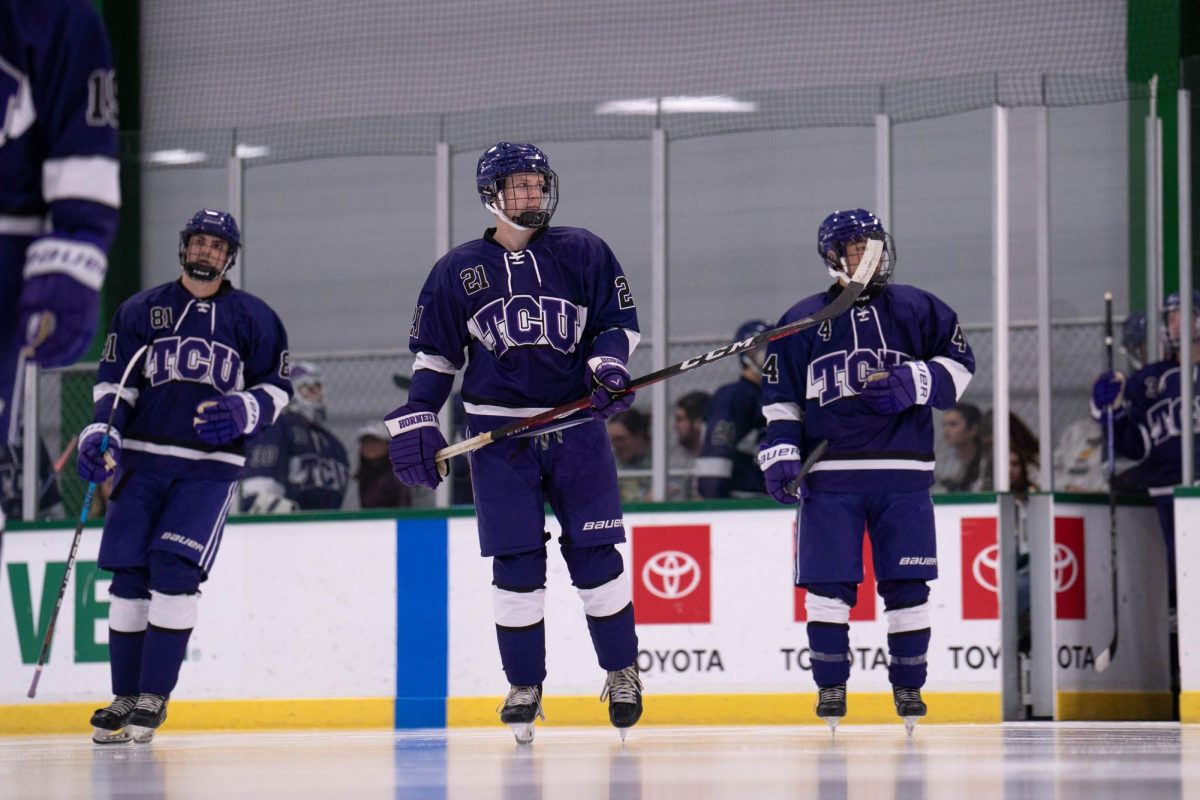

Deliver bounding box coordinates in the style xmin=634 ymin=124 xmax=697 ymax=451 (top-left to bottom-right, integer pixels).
xmin=178 ymin=209 xmax=241 ymax=281
xmin=476 ymin=142 xmax=559 ymax=229
xmin=817 ymin=209 xmax=895 ymax=290
xmin=1161 ymin=291 xmax=1200 ymax=356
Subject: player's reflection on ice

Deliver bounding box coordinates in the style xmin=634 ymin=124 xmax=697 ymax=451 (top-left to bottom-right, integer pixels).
xmin=91 ymin=743 xmax=167 ymax=800
xmin=495 ymin=741 xmax=643 ymax=800
xmin=815 ymin=734 xmax=926 ymax=800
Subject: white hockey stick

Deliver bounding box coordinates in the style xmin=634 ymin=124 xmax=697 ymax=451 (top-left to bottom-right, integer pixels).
xmin=433 ymin=238 xmax=883 ymax=467
xmin=27 ymin=343 xmax=148 ymax=698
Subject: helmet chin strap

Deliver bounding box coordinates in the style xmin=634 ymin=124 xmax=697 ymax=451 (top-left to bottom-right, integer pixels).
xmin=181 ymin=261 xmax=228 ymax=282
xmin=486 ymin=202 xmax=536 ymax=232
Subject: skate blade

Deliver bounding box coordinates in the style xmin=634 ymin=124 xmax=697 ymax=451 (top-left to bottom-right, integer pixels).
xmin=508 ymin=722 xmax=535 ymax=745
xmin=618 ymin=727 xmax=630 ymax=743
xmin=824 ymin=717 xmax=842 ymax=734
xmin=128 ymin=725 xmax=157 ymax=744
xmin=902 ymin=716 xmax=918 ymax=736
xmin=92 ymin=727 xmax=132 ymax=744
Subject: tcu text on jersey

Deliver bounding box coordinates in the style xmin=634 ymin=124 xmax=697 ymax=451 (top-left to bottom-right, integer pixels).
xmin=143 ymin=336 xmax=243 ymax=393
xmin=467 ymin=294 xmax=584 ymax=356
xmin=808 ymin=348 xmax=910 ymax=405
xmin=1145 ymin=394 xmax=1200 ymax=446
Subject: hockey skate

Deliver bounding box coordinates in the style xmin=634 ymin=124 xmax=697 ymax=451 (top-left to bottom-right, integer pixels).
xmin=90 ymin=695 xmax=138 ymax=744
xmin=600 ymin=665 xmax=643 ymax=742
xmin=892 ymin=686 xmax=926 ymax=735
xmin=498 ymin=684 xmax=544 ymax=744
xmin=126 ymin=693 xmax=169 ymax=744
xmin=815 ymin=684 xmax=847 ymax=732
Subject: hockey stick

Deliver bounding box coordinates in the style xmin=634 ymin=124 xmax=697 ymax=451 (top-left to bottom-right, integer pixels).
xmin=27 ymin=343 xmax=148 ymax=699
xmin=434 ymin=239 xmax=883 ymax=467
xmin=33 ymin=435 xmax=78 ymax=511
xmin=783 ymin=439 xmax=830 ymax=498
xmin=1094 ymin=292 xmax=1119 ymax=673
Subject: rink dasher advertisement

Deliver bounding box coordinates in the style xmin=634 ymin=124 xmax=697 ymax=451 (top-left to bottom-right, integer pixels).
xmin=446 ymin=503 xmax=1004 ymax=709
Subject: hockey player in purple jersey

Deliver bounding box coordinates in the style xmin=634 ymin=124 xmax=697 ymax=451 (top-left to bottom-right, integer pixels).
xmin=241 ymin=362 xmax=349 ymax=513
xmin=386 ymin=142 xmax=643 ymax=743
xmin=757 ymin=209 xmax=975 ymax=732
xmin=696 ymin=319 xmax=769 ymax=498
xmin=80 ymin=210 xmax=291 ymax=743
xmin=1 ymin=0 xmax=120 ymax=534
xmin=1091 ymin=291 xmax=1200 ymax=621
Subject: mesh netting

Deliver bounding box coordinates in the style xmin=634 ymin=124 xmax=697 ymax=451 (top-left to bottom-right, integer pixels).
xmin=136 ymin=0 xmax=1147 ymax=166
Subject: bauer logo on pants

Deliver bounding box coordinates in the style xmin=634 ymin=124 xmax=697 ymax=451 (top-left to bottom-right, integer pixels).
xmin=961 ymin=517 xmax=999 ymax=620
xmin=632 ymin=525 xmax=711 ymax=624
xmin=1054 ymin=517 xmax=1087 ymax=619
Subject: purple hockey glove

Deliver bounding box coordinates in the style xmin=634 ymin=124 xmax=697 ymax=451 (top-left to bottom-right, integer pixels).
xmin=757 ymin=443 xmax=807 ymax=505
xmin=385 ymin=409 xmax=448 ymax=489
xmin=860 ymin=361 xmax=937 ymax=415
xmin=587 ymin=356 xmax=635 ymax=420
xmin=17 ymin=273 xmax=100 ymax=368
xmin=193 ymin=392 xmax=261 ymax=445
xmin=1090 ymin=371 xmax=1127 ymax=421
xmin=77 ymin=423 xmax=120 ymax=483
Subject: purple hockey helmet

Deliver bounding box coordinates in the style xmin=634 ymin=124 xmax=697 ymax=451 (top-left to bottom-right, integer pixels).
xmin=476 ymin=142 xmax=559 ymax=229
xmin=816 ymin=208 xmax=894 ymax=290
xmin=178 ymin=208 xmax=241 ymax=280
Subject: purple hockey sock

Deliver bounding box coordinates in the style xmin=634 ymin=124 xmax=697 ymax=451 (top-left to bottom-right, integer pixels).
xmin=807 ymin=621 xmax=852 ymax=686
xmin=108 ymin=629 xmax=145 ymax=697
xmin=496 ymin=621 xmax=547 ymax=686
xmin=585 ymin=602 xmax=638 ymax=671
xmin=139 ymin=624 xmax=192 ymax=697
xmin=887 ymin=628 xmax=931 ymax=689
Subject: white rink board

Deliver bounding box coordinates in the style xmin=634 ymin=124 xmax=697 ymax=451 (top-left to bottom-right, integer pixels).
xmin=447 ymin=502 xmax=1001 ymax=698
xmin=1 ymin=520 xmax=396 ymax=704
xmin=1176 ymin=494 xmax=1200 ymax=697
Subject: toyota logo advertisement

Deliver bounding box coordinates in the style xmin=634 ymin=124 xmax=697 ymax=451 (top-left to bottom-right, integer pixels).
xmin=632 ymin=525 xmax=711 ymax=624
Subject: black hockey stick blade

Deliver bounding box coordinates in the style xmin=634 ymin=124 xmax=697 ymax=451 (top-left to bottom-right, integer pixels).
xmin=434 ymin=239 xmax=883 ymax=464
xmin=1096 ymin=290 xmax=1119 ymax=673
xmin=783 ymin=439 xmax=829 ymax=498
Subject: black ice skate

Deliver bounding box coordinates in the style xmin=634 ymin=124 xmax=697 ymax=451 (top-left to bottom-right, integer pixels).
xmin=90 ymin=695 xmax=138 ymax=744
xmin=892 ymin=686 xmax=926 ymax=735
xmin=600 ymin=665 xmax=643 ymax=741
xmin=815 ymin=684 xmax=847 ymax=732
xmin=126 ymin=693 xmax=169 ymax=744
xmin=498 ymin=684 xmax=544 ymax=744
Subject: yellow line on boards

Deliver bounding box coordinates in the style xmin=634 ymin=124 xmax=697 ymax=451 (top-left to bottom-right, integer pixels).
xmin=447 ymin=692 xmax=1002 ymax=726
xmin=0 ymin=698 xmax=394 ymax=736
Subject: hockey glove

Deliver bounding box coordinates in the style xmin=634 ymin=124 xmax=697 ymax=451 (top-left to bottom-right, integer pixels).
xmin=1090 ymin=371 xmax=1127 ymax=421
xmin=860 ymin=361 xmax=938 ymax=415
xmin=758 ymin=443 xmax=808 ymax=505
xmin=587 ymin=356 xmax=635 ymax=420
xmin=194 ymin=393 xmax=262 ymax=445
xmin=77 ymin=423 xmax=121 ymax=483
xmin=385 ymin=408 xmax=448 ymax=489
xmin=17 ymin=272 xmax=100 ymax=368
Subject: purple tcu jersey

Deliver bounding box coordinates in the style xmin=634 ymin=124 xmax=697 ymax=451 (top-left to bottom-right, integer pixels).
xmin=242 ymin=410 xmax=349 ymax=511
xmin=1 ymin=0 xmax=120 ymax=439
xmin=696 ymin=376 xmax=766 ymax=498
xmin=763 ymin=284 xmax=975 ymax=493
xmin=409 ymin=227 xmax=639 ymax=430
xmin=94 ymin=279 xmax=291 ymax=481
xmin=1108 ymin=359 xmax=1200 ymax=493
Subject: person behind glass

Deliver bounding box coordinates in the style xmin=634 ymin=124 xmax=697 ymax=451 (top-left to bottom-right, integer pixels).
xmin=607 ymin=408 xmax=652 ymax=503
xmin=355 ymin=421 xmax=411 ymax=508
xmin=670 ymin=390 xmax=710 ymax=499
xmin=934 ymin=402 xmax=987 ymax=492
xmin=241 ymin=362 xmax=349 ymax=513
xmin=696 ymin=320 xmax=769 ymax=499
xmin=385 ymin=142 xmax=643 ymax=742
xmin=1091 ymin=292 xmax=1200 ymax=619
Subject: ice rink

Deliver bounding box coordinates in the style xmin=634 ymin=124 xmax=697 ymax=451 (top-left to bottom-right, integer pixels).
xmin=2 ymin=723 xmax=1197 ymax=799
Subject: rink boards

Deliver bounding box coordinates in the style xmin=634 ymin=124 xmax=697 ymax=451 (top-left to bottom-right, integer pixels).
xmin=0 ymin=494 xmax=1187 ymax=733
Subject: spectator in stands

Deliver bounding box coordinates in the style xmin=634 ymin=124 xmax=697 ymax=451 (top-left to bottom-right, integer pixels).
xmin=0 ymin=434 xmax=63 ymax=520
xmin=935 ymin=402 xmax=988 ymax=492
xmin=670 ymin=391 xmax=710 ymax=500
xmin=355 ymin=421 xmax=412 ymax=508
xmin=697 ymin=320 xmax=769 ymax=499
xmin=607 ymin=408 xmax=651 ymax=503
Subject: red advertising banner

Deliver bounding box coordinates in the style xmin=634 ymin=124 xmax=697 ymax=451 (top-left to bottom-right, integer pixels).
xmin=1054 ymin=517 xmax=1087 ymax=620
xmin=632 ymin=525 xmax=711 ymax=624
xmin=961 ymin=517 xmax=999 ymax=620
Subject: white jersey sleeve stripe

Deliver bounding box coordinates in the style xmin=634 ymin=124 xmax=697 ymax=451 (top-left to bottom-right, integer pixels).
xmin=930 ymin=356 xmax=973 ymax=400
xmin=43 ymin=156 xmax=121 ymax=207
xmin=624 ymin=328 xmax=641 ymax=355
xmin=763 ymin=401 xmax=803 ymax=422
xmin=252 ymin=383 xmax=290 ymax=424
xmin=93 ymin=381 xmax=139 ymax=406
xmin=414 ymin=352 xmax=458 ymax=375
